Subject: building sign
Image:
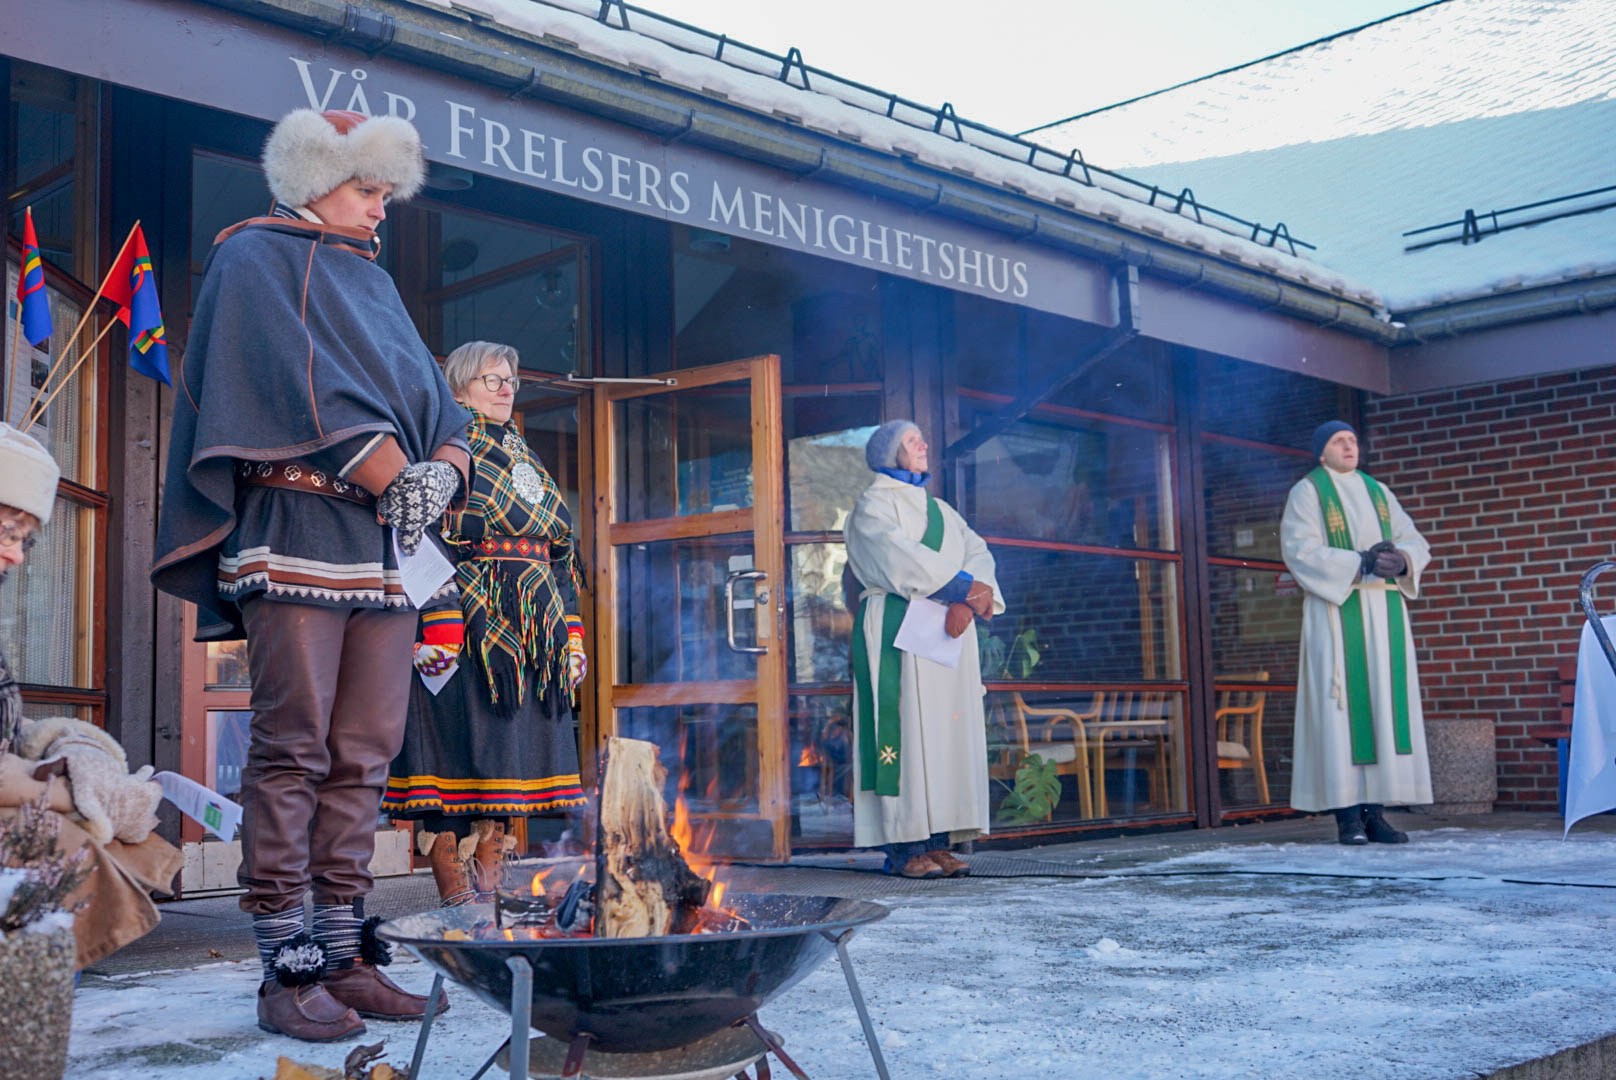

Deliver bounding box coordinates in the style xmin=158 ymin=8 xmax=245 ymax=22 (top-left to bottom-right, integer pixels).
xmin=15 ymin=0 xmax=1110 ymax=325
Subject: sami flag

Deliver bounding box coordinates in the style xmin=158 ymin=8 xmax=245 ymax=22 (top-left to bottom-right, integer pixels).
xmin=15 ymin=208 xmax=53 ymax=346
xmin=102 ymin=224 xmax=170 ymax=385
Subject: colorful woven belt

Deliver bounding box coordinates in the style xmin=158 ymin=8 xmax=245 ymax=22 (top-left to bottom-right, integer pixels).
xmin=466 ymin=535 xmax=552 ymax=561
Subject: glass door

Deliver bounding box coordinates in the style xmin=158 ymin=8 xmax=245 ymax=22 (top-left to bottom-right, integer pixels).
xmin=592 ymin=355 xmax=789 ymax=861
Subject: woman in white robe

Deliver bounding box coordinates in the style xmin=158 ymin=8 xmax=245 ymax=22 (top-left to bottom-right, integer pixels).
xmin=1281 ymin=421 xmax=1433 ymax=843
xmin=845 ymin=421 xmax=1004 ymax=877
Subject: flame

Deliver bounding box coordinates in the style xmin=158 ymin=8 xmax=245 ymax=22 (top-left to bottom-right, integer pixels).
xmin=710 ymin=879 xmax=726 ymax=907
xmin=530 ymin=867 xmax=551 ymax=897
xmin=502 ymin=928 xmax=515 ymax=941
xmin=797 ymin=746 xmax=821 ymax=767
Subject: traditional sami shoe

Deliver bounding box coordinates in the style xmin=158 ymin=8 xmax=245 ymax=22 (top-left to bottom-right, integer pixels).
xmin=884 ymin=853 xmax=943 ymax=879
xmin=322 ymin=962 xmax=448 ymax=1021
xmin=1363 ymin=804 xmax=1409 ymax=844
xmin=1334 ymin=806 xmax=1369 ymax=845
xmin=928 ymin=850 xmax=971 ymax=877
xmin=424 ymin=830 xmax=476 ymax=907
xmin=257 ymin=980 xmax=365 ymax=1042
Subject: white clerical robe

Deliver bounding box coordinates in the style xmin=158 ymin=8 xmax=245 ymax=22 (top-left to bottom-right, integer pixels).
xmin=1280 ymin=470 xmax=1434 ymax=812
xmin=845 ymin=474 xmax=1004 ymax=848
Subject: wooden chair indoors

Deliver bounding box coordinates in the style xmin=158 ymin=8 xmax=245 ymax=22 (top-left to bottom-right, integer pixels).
xmin=1086 ymin=690 xmax=1172 ymax=818
xmin=1215 ymin=672 xmax=1271 ymax=805
xmin=988 ymin=693 xmax=1099 ymax=820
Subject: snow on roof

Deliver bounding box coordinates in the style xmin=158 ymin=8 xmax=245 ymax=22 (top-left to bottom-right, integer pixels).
xmin=401 ymin=0 xmax=1385 ymax=309
xmin=1028 ymin=0 xmax=1616 ymax=313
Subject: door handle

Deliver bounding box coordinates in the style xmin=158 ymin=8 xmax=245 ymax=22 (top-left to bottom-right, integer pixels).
xmin=725 ymin=569 xmax=768 ymax=655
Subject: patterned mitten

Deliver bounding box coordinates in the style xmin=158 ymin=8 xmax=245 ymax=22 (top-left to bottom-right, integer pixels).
xmin=565 ymin=615 xmax=588 ymax=691
xmin=414 ymin=607 xmax=464 ymax=684
xmin=377 ymin=460 xmax=461 ymax=555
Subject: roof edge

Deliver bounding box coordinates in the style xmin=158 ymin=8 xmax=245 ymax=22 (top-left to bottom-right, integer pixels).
xmin=197 ymin=0 xmax=1397 ymax=345
xmin=1018 ymin=0 xmax=1454 ymax=138
xmin=1393 ymin=273 xmax=1616 ymax=344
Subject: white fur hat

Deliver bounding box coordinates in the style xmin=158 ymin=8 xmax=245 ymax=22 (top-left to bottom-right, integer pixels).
xmin=0 ymin=422 xmax=60 ymax=525
xmin=261 ymin=108 xmax=425 ymax=209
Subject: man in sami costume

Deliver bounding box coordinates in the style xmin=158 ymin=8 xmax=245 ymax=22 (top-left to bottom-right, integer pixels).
xmin=1281 ymin=421 xmax=1434 ymax=845
xmin=845 ymin=420 xmax=1003 ymax=878
xmin=152 ymin=109 xmax=472 ymax=1040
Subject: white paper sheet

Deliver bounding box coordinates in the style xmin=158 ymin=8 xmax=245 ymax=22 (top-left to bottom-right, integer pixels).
xmin=153 ymin=770 xmax=243 ymax=841
xmin=419 ymin=664 xmax=458 ymax=696
xmin=892 ymin=595 xmax=967 ymax=668
xmin=393 ymin=529 xmax=456 ymax=609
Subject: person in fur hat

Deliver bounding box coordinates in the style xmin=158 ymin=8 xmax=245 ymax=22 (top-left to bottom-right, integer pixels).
xmin=152 ymin=108 xmax=471 ymax=1040
xmin=844 ymin=421 xmax=1003 ymax=878
xmin=0 ymin=422 xmax=182 ymax=969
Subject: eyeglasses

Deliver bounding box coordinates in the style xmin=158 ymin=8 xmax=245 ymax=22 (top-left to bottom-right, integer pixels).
xmin=476 ymin=374 xmax=521 ymax=393
xmin=0 ymin=520 xmax=38 ymax=555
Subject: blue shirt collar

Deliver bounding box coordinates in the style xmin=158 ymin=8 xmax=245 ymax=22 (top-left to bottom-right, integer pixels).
xmin=876 ymin=467 xmax=930 ymax=487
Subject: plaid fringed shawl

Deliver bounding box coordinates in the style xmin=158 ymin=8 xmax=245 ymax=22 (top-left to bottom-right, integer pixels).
xmin=447 ymin=417 xmax=581 ymax=715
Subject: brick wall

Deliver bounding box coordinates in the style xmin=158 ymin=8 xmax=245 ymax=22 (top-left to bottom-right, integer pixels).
xmin=1363 ymin=367 xmax=1616 ymax=809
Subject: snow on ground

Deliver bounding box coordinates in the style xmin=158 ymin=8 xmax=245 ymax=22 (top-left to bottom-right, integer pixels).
xmin=67 ymin=829 xmax=1616 ymax=1079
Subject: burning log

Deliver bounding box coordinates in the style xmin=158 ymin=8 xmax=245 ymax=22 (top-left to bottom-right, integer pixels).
xmin=594 ymin=736 xmax=711 ymax=937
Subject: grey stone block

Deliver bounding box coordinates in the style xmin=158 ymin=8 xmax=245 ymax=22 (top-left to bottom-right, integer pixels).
xmin=1426 ymin=716 xmax=1498 ymax=814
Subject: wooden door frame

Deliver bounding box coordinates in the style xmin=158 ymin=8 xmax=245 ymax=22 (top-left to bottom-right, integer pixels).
xmin=591 ymin=354 xmax=789 ymax=858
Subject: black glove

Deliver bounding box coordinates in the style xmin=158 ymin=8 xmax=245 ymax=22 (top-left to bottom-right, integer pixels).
xmin=1358 ymin=548 xmax=1380 ymax=578
xmin=1373 ymin=546 xmax=1407 ymax=578
xmin=376 ymin=460 xmax=461 ymax=555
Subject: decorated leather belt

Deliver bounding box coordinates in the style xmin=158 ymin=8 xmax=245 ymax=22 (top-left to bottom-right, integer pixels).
xmin=465 ymin=535 xmax=551 ymax=562
xmin=236 ymin=460 xmax=377 ymax=508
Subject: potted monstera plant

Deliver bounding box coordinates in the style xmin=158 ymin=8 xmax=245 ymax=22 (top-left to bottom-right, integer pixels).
xmin=0 ymin=795 xmax=89 ymax=1080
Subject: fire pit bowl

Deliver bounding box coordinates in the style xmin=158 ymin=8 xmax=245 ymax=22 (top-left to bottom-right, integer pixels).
xmin=378 ymin=893 xmax=889 ymax=1054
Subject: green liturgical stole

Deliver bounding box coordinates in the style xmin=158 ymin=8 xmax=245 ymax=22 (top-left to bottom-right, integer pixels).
xmin=852 ymin=496 xmax=945 ymax=796
xmin=1306 ymin=467 xmax=1413 ymax=765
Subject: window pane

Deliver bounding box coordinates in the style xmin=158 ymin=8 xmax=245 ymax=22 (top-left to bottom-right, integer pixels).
xmin=986 ymin=548 xmax=1182 ymax=683
xmin=5 ymin=265 xmax=88 ymax=483
xmin=207 ymin=709 xmax=254 ymax=800
xmin=615 ymin=537 xmax=759 ymax=684
xmin=514 ymin=396 xmax=583 ymax=526
xmin=21 ymin=701 xmax=92 ymax=725
xmin=988 ymin=690 xmax=1188 ymax=824
xmin=0 ymin=498 xmax=87 ymax=686
xmin=1207 ymin=566 xmax=1301 ymax=685
xmin=1202 ymin=440 xmax=1313 ymax=561
xmin=205 ymin=640 xmax=252 ymax=690
xmin=614 ymin=383 xmax=752 ymax=520
xmin=190 ymin=154 xmax=271 ymax=307
xmin=951 ymin=295 xmax=1172 ymax=423
xmin=615 ymin=703 xmax=774 ymax=859
xmin=790 ymin=693 xmax=853 ymax=844
xmin=1197 ymin=351 xmax=1343 ymax=447
xmin=437 ymin=256 xmax=583 ymax=375
xmin=961 ymin=413 xmax=1175 ymax=550
xmin=787 ymin=422 xmax=877 ymax=533
xmin=671 ymin=225 xmax=884 ymax=382
xmin=1216 ymin=687 xmax=1295 ymax=811
xmin=787 ymin=542 xmax=851 ymax=684
xmin=8 ymin=63 xmax=79 ymax=275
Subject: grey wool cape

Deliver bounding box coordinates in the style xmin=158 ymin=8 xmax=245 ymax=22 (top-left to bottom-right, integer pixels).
xmin=152 ymin=217 xmax=471 ymax=639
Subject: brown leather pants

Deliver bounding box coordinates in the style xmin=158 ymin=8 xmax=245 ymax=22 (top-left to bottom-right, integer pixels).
xmin=237 ymin=597 xmax=416 ymax=915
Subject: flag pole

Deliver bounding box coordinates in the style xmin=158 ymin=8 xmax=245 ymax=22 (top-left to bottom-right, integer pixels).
xmin=5 ymin=291 xmax=23 ymax=427
xmin=20 ymin=318 xmax=116 ymax=433
xmin=25 ymin=220 xmax=140 ymax=421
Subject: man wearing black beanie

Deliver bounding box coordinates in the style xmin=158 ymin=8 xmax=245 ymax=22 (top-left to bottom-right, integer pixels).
xmin=1280 ymin=422 xmax=1434 ymax=844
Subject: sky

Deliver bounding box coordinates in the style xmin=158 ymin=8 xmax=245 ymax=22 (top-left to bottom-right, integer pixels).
xmin=629 ymin=0 xmax=1431 ymax=135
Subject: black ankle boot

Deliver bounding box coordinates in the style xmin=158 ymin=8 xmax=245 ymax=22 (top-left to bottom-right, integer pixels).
xmin=1362 ymin=804 xmax=1408 ymax=844
xmin=1334 ymin=805 xmax=1368 ymax=845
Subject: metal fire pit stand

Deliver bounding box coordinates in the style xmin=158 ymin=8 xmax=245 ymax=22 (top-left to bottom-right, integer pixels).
xmin=405 ymin=929 xmax=891 ymax=1080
